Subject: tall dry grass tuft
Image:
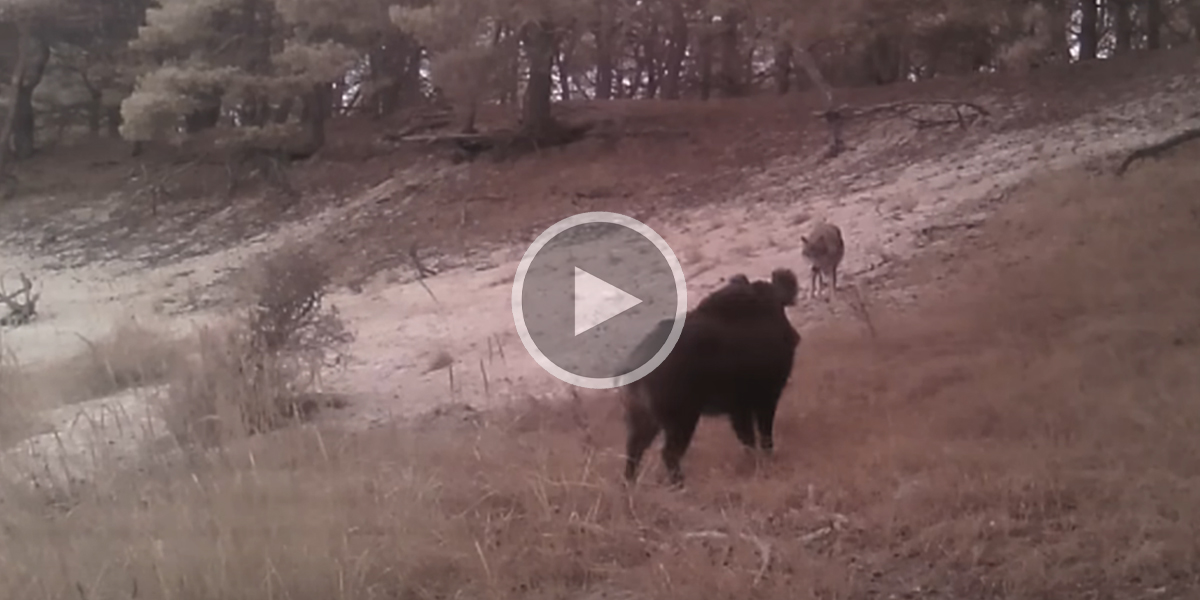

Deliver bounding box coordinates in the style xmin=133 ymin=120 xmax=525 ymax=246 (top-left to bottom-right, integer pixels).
xmin=0 ymin=335 xmax=35 ymax=445
xmin=3 ymin=147 xmax=1200 ymax=600
xmin=163 ymin=242 xmax=354 ymax=448
xmin=31 ymin=317 xmax=184 ymax=406
xmin=0 ymin=321 xmax=182 ymax=501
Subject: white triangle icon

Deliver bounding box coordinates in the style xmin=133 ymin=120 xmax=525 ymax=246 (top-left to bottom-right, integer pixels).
xmin=574 ymin=267 xmax=642 ymax=336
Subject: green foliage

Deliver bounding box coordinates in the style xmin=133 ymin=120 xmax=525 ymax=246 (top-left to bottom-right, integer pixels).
xmin=119 ymin=63 xmax=240 ymax=141
xmin=130 ymin=0 xmax=242 ymax=55
xmin=391 ymin=1 xmax=510 ymax=113
xmin=2 ymin=0 xmax=1191 ymax=160
xmin=119 ymin=0 xmax=364 ymax=144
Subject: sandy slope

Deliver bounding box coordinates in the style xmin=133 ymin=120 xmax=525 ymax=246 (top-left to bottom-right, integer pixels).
xmin=2 ymin=74 xmax=1199 ymax=484
xmin=322 ymin=78 xmax=1200 ymax=429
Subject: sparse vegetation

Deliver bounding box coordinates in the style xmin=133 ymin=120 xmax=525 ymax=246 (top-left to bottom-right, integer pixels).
xmin=1 ymin=0 xmax=1194 ymax=187
xmin=2 ymin=149 xmax=1200 ymax=599
xmin=38 ymin=317 xmax=181 ymax=406
xmin=0 ymin=336 xmax=34 ymax=445
xmin=163 ymin=243 xmax=354 ymax=448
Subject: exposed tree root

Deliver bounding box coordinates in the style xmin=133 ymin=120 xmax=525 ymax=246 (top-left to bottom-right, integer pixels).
xmin=812 ymin=99 xmax=990 ymax=158
xmin=388 ymin=120 xmax=596 ymax=162
xmin=1116 ymin=126 xmax=1200 ymax=176
xmin=827 ymin=99 xmax=990 ymax=128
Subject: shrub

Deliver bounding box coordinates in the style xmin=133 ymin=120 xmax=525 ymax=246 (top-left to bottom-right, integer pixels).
xmin=164 ymin=243 xmax=354 ymax=447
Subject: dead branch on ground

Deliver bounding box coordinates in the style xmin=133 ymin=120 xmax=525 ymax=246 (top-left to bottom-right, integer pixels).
xmin=0 ymin=272 xmax=41 ymax=327
xmin=789 ymin=34 xmax=988 ymax=161
xmin=408 ymin=241 xmax=441 ymax=305
xmin=390 ymin=131 xmax=494 ymax=144
xmin=385 ymin=121 xmax=595 ymax=162
xmin=1116 ymin=126 xmax=1200 ymax=176
xmin=821 ymin=99 xmax=990 ymax=129
xmin=379 ymin=111 xmax=454 ymax=141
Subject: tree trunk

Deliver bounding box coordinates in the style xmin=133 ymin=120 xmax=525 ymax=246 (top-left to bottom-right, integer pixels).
xmin=863 ymin=32 xmax=903 ymax=84
xmin=521 ymin=20 xmax=558 ymax=140
xmin=238 ymin=96 xmax=265 ymax=127
xmin=368 ymin=34 xmax=417 ymax=117
xmin=612 ymin=67 xmax=626 ymax=98
xmin=305 ymin=83 xmax=332 ymax=150
xmin=0 ymin=29 xmax=29 ymax=177
xmin=8 ymin=26 xmax=50 ymax=161
xmin=627 ymin=62 xmax=643 ymax=98
xmin=1144 ymin=0 xmax=1163 ymax=49
xmin=185 ymin=103 xmax=221 ymax=133
xmin=557 ymin=34 xmax=575 ymax=101
xmin=792 ymin=42 xmax=844 ymax=158
xmin=87 ymin=90 xmax=103 ymax=136
xmin=717 ymin=11 xmax=743 ymax=97
xmin=660 ymin=0 xmax=687 ymax=99
xmin=1078 ymin=0 xmax=1100 ymax=59
xmin=1187 ymin=2 xmax=1200 ymax=41
xmin=774 ymin=41 xmax=793 ymax=94
xmin=644 ymin=22 xmax=661 ymax=99
xmin=402 ymin=46 xmax=425 ymax=104
xmin=500 ymin=26 xmax=520 ymax=105
xmin=1049 ymin=1 xmax=1072 ymax=63
xmin=1112 ymin=0 xmax=1132 ymax=52
xmin=105 ymin=105 xmax=123 ymax=138
xmin=594 ymin=2 xmax=615 ymax=100
xmin=697 ymin=24 xmax=714 ymax=100
xmin=463 ymin=99 xmax=479 ymax=134
xmin=272 ymin=98 xmax=294 ymax=124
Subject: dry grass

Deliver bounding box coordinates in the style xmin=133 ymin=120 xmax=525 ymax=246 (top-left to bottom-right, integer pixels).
xmin=163 ymin=243 xmax=354 ymax=448
xmin=0 ymin=318 xmax=182 ymax=449
xmin=26 ymin=317 xmax=184 ymax=407
xmin=3 ymin=148 xmax=1200 ymax=599
xmin=0 ymin=337 xmax=37 ymax=446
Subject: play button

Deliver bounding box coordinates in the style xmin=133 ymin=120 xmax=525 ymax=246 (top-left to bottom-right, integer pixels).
xmin=512 ymin=212 xmax=688 ymax=390
xmin=574 ymin=267 xmax=642 ymax=336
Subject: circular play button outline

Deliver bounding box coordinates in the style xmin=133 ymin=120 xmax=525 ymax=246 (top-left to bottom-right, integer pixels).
xmin=511 ymin=211 xmax=688 ymax=390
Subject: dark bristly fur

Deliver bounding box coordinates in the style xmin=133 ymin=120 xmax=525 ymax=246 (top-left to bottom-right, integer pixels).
xmin=613 ymin=272 xmax=755 ymax=380
xmin=621 ymin=268 xmax=802 ymax=487
xmin=801 ymin=222 xmax=845 ymax=299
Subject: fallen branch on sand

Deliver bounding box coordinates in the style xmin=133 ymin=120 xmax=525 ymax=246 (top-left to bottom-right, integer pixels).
xmin=815 ymin=99 xmax=990 ymax=131
xmin=389 ymin=131 xmax=493 ymax=144
xmin=0 ymin=272 xmax=41 ymax=327
xmin=1116 ymin=126 xmax=1200 ymax=176
xmin=379 ymin=111 xmax=454 ymax=140
xmin=408 ymin=242 xmax=441 ymax=305
xmin=385 ymin=121 xmax=596 ymax=162
xmin=807 ymin=99 xmax=988 ymax=159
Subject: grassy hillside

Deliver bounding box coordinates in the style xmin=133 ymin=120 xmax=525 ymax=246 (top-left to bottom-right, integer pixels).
xmin=3 ymin=123 xmax=1198 ymax=600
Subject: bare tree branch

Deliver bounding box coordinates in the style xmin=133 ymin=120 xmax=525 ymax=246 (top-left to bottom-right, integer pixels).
xmin=0 ymin=272 xmax=42 ymax=327
xmin=1116 ymin=127 xmax=1200 ymax=176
